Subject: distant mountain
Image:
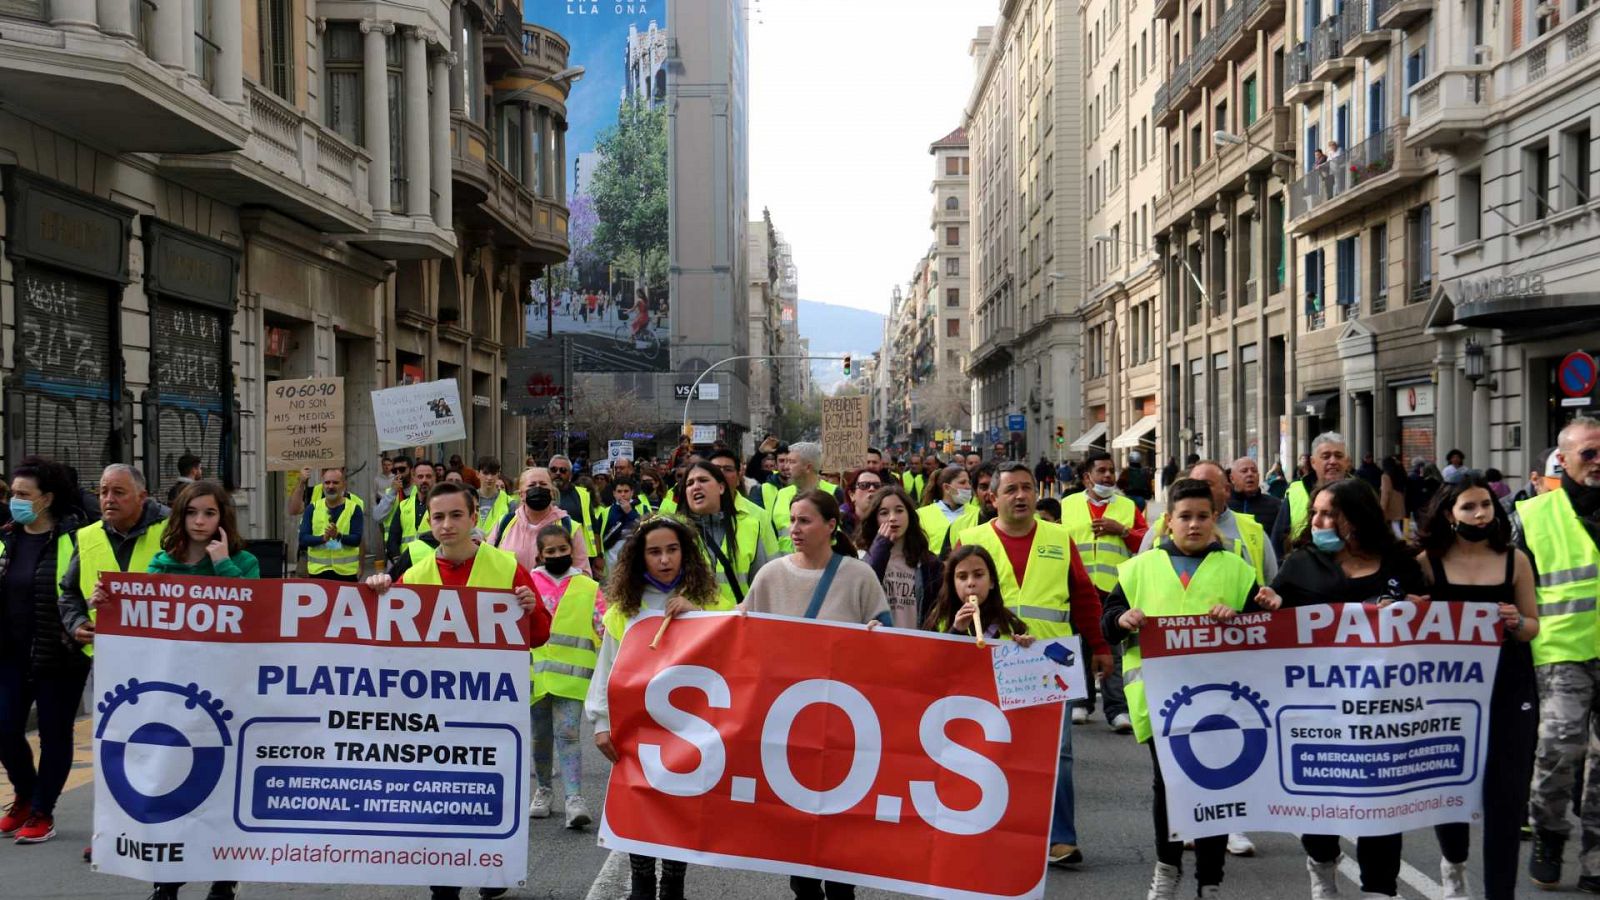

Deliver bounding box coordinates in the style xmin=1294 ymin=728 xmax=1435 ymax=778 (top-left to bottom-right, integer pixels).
xmin=799 ymin=300 xmax=884 ymax=391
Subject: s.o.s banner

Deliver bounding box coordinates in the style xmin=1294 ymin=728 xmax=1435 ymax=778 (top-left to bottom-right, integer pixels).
xmin=1142 ymin=602 xmax=1502 ymax=841
xmin=91 ymin=574 xmax=531 ymax=888
xmin=599 ymin=612 xmax=1065 ymax=900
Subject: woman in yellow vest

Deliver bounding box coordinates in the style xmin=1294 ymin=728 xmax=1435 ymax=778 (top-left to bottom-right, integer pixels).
xmin=1099 ymin=479 xmax=1279 ymax=900
xmin=916 ymin=466 xmax=978 ymax=558
xmin=145 ymin=480 xmax=259 ymax=900
xmin=678 ymin=461 xmax=762 ymax=609
xmin=586 ymin=517 xmax=721 ymax=900
xmin=526 ymin=523 xmax=604 ymax=831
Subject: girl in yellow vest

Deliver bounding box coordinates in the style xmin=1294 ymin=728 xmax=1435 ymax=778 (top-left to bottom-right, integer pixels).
xmin=586 ymin=517 xmax=720 ymax=900
xmin=527 ymin=523 xmax=604 ymax=831
xmin=145 ymin=481 xmax=257 ymax=900
xmin=919 ymin=544 xmax=1033 ymax=646
xmin=1098 ymin=479 xmax=1280 ymax=900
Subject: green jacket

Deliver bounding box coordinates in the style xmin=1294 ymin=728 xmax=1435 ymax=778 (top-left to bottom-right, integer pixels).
xmin=147 ymin=550 xmax=261 ymax=580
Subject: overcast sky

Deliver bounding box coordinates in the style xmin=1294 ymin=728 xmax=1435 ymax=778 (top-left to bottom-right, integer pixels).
xmin=748 ymin=0 xmax=995 ymax=315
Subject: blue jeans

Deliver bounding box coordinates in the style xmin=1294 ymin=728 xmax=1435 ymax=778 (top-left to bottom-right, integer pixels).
xmin=1050 ymin=707 xmax=1076 ymax=845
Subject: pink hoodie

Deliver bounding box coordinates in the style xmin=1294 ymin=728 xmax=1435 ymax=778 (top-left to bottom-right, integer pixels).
xmin=494 ymin=503 xmax=591 ymax=576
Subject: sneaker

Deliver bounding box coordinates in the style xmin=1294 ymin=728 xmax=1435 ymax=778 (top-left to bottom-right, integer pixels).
xmin=1226 ymin=832 xmax=1255 ymax=857
xmin=1579 ymin=874 xmax=1600 ymax=894
xmin=529 ymin=785 xmax=552 ymax=819
xmin=0 ymin=800 xmax=30 ymax=836
xmin=13 ymin=813 xmax=55 ymax=844
xmin=147 ymin=888 xmax=181 ymax=900
xmin=564 ymin=795 xmax=592 ymax=830
xmin=1307 ymin=855 xmax=1340 ymax=899
xmin=1530 ymin=832 xmax=1564 ymax=888
xmin=1441 ymin=860 xmax=1469 ymax=899
xmin=1110 ymin=713 xmax=1133 ymax=734
xmin=1048 ymin=843 xmax=1083 ymax=867
xmin=1146 ymin=861 xmax=1180 ymax=900
xmin=1070 ymin=706 xmax=1089 ymax=725
xmin=204 ymin=882 xmax=239 ymax=900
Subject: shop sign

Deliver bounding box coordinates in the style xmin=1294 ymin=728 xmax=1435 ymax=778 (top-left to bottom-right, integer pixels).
xmin=1394 ymin=383 xmax=1436 ymax=418
xmin=1454 ymin=273 xmax=1546 ymax=302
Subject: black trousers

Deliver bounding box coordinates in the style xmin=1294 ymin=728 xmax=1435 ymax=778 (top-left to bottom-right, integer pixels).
xmin=1302 ymin=834 xmax=1402 ymax=896
xmin=790 ymin=876 xmax=855 ymax=899
xmin=1149 ymin=742 xmax=1227 ymax=886
xmin=0 ymin=657 xmax=89 ymax=816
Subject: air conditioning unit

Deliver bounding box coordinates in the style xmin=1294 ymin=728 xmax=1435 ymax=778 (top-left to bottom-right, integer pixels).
xmin=1473 ymin=45 xmax=1494 ymax=64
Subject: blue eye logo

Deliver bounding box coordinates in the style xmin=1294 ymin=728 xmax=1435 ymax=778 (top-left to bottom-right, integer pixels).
xmin=96 ymin=679 xmax=234 ymax=824
xmin=1160 ymin=682 xmax=1271 ymax=791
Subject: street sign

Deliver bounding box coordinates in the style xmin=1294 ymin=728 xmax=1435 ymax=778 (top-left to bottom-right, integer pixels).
xmin=1559 ymin=351 xmax=1598 ymax=398
xmin=675 ymin=382 xmax=720 ymax=400
xmin=1007 ymin=413 xmax=1026 ymax=432
xmin=988 ymin=425 xmax=1002 ymax=443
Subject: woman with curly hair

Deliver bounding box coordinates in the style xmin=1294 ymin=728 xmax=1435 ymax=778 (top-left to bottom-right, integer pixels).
xmin=585 ymin=516 xmax=720 ymax=900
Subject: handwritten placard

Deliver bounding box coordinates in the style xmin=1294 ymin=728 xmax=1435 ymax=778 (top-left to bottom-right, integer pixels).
xmin=990 ymin=636 xmax=1087 ymax=710
xmin=820 ymin=395 xmax=869 ymax=474
xmin=265 ymin=378 xmax=345 ymax=471
xmin=370 ymin=378 xmax=467 ymax=450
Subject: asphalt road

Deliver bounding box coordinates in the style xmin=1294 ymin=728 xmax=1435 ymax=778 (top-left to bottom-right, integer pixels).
xmin=4 ymin=709 xmax=1564 ymax=899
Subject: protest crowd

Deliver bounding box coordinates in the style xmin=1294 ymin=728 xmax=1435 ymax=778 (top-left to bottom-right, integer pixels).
xmin=4 ymin=415 xmax=1600 ymax=900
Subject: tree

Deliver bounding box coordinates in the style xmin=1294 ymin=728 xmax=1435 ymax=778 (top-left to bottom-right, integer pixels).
xmin=774 ymin=398 xmax=822 ymax=443
xmin=913 ymin=375 xmax=971 ymax=434
xmin=589 ymin=100 xmax=669 ymax=302
xmin=570 ymin=385 xmax=659 ymax=452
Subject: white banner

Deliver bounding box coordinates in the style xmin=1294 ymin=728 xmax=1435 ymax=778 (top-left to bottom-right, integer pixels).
xmin=371 ymin=378 xmax=468 ymax=450
xmin=1143 ymin=603 xmax=1501 ymax=840
xmin=607 ymin=440 xmax=635 ymax=462
xmin=92 ymin=574 xmax=530 ymax=887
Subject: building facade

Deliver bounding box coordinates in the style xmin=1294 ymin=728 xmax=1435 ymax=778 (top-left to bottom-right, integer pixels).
xmin=0 ymin=0 xmax=571 ymax=540
xmin=967 ymin=0 xmax=1088 ymax=460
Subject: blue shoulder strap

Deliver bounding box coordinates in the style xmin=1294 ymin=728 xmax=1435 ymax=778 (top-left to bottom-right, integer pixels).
xmin=803 ymin=553 xmax=845 ymax=619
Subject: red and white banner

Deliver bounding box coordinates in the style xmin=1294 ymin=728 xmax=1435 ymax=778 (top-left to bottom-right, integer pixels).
xmin=598 ymin=612 xmax=1065 ymax=900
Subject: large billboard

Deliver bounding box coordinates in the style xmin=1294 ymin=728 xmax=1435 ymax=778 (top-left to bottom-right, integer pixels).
xmin=527 ymin=3 xmax=670 ymax=373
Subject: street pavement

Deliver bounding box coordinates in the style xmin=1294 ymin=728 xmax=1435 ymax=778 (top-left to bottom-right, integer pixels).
xmin=3 ymin=710 xmax=1558 ymax=898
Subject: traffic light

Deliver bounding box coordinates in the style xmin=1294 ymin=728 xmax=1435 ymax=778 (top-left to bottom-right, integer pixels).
xmin=1055 ymin=424 xmax=1065 ymax=445
xmin=842 ymin=354 xmax=852 ymax=376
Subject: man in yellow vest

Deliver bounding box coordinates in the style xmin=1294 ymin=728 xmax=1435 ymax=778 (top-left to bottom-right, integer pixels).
xmin=1060 ymin=449 xmax=1147 ymax=732
xmin=60 ymin=465 xmax=170 ymax=654
xmin=365 ymin=481 xmax=551 ymax=900
xmin=548 ymin=455 xmax=597 ymax=563
xmin=772 ymin=442 xmax=844 ymax=553
xmin=301 ymin=467 xmax=364 ymax=581
xmin=1142 ymin=460 xmax=1276 ymax=584
xmin=385 ymin=459 xmax=437 ymax=564
xmin=1521 ymin=416 xmax=1600 ymax=889
xmin=956 ymin=462 xmax=1111 ymax=869
xmin=1271 ymin=432 xmax=1351 ymax=555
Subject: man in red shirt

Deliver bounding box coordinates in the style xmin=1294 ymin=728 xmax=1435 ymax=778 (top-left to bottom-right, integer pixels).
xmin=957 ymin=462 xmax=1110 ymax=868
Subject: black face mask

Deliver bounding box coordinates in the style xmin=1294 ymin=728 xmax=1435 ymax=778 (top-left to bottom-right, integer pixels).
xmin=543 ymin=554 xmax=573 ymax=575
xmin=524 ymin=487 xmax=553 ymax=511
xmin=1454 ymin=521 xmax=1495 ymax=543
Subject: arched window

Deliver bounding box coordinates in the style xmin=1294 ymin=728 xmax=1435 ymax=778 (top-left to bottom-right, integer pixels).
xmin=945 ymin=196 xmax=959 ymax=210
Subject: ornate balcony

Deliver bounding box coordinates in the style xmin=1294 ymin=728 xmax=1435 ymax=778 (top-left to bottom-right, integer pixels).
xmin=1308 ymin=4 xmax=1364 ymax=82
xmin=1375 ymin=0 xmax=1432 ymax=30
xmin=521 ymin=23 xmax=573 ymax=79
xmin=1217 ymin=0 xmax=1258 ymax=64
xmin=464 ymin=158 xmax=570 ymax=265
xmin=1284 ymin=43 xmax=1320 ymax=104
xmin=1245 ymin=0 xmax=1287 ymax=31
xmin=1407 ymin=68 xmax=1491 ymax=148
xmin=482 ymin=3 xmax=526 ymax=73
xmin=968 ymin=326 xmax=1016 ymax=374
xmin=1287 ymin=123 xmax=1430 ymax=234
xmin=450 ymin=113 xmax=493 ymax=203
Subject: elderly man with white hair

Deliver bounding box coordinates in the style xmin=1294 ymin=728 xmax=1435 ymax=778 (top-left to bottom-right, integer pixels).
xmin=770 ymin=442 xmax=844 ymax=553
xmin=1270 ymin=432 xmax=1352 ymax=555
xmin=57 ymin=465 xmax=170 ymax=655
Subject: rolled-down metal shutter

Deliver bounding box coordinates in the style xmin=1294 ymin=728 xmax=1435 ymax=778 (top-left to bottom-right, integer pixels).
xmin=151 ymin=299 xmax=227 ymax=496
xmin=15 ymin=267 xmax=118 ymax=478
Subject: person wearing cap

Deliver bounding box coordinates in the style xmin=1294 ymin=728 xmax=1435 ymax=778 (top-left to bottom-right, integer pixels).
xmin=1519 ymin=416 xmax=1600 ymax=890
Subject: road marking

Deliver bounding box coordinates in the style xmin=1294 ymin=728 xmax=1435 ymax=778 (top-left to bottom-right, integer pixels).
xmin=585 ymin=849 xmax=630 ymax=900
xmin=1339 ymin=839 xmax=1440 ymax=899
xmin=0 ymin=716 xmax=94 ymax=799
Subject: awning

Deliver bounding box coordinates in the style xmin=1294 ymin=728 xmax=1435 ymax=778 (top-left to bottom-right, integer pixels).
xmin=1296 ymin=390 xmax=1339 ymax=417
xmin=1110 ymin=415 xmax=1158 ymax=449
xmin=1457 ymin=290 xmax=1600 ymax=331
xmin=1069 ymin=422 xmax=1108 ymax=451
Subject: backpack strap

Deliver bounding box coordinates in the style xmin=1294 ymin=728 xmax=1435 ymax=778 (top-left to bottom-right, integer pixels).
xmin=803 ymin=553 xmax=845 ymax=619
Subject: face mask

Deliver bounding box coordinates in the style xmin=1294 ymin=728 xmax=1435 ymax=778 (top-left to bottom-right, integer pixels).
xmin=1454 ymin=521 xmax=1495 ymax=543
xmin=8 ymin=497 xmax=38 ymax=526
xmin=543 ymin=554 xmax=573 ymax=576
xmin=1311 ymin=528 xmax=1346 ymax=552
xmin=524 ymin=487 xmax=553 ymax=511
xmin=952 ymin=488 xmax=973 ymax=506
xmin=325 ymin=538 xmax=342 ymax=552
xmin=1091 ymin=483 xmax=1117 ymax=500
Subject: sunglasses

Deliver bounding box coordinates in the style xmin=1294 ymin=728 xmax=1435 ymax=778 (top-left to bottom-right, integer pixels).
xmin=854 ymin=481 xmax=882 ymax=491
xmin=1582 ymin=448 xmax=1600 ymax=463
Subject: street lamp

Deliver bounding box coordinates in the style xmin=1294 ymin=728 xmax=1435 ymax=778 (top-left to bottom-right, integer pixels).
xmin=1213 ymin=130 xmax=1296 ymax=166
xmin=497 ymin=66 xmax=587 ymax=104
xmin=1094 ymin=233 xmax=1210 ymax=310
xmin=1463 ymin=337 xmax=1497 ymax=389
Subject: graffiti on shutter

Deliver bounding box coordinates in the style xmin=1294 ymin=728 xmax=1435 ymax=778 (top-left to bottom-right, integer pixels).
xmin=16 ymin=269 xmax=118 ymax=478
xmin=152 ymin=300 xmax=227 ymax=495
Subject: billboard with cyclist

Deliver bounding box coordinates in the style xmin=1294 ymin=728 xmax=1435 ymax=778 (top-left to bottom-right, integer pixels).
xmin=526 ymin=3 xmax=670 ymax=373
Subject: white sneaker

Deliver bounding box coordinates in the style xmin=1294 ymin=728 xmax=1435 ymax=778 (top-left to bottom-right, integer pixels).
xmin=1111 ymin=713 xmax=1133 ymax=734
xmin=528 ymin=785 xmax=552 ymax=819
xmin=564 ymin=795 xmax=591 ymax=829
xmin=1226 ymin=832 xmax=1255 ymax=856
xmin=1071 ymin=706 xmax=1090 ymax=725
xmin=1198 ymin=887 xmax=1221 ymax=899
xmin=1306 ymin=855 xmax=1340 ymax=899
xmin=1146 ymin=861 xmax=1180 ymax=900
xmin=1440 ymin=859 xmax=1469 ymax=900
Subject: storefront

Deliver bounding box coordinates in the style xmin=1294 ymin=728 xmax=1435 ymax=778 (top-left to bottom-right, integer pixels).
xmin=1393 ymin=382 xmax=1435 ymax=467
xmin=2 ymin=169 xmax=135 ymax=477
xmin=140 ymin=219 xmax=240 ymax=496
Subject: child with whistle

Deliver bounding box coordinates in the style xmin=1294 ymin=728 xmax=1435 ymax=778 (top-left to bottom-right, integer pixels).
xmin=1098 ymin=478 xmax=1281 ymax=900
xmin=920 ymin=544 xmax=1034 ymax=646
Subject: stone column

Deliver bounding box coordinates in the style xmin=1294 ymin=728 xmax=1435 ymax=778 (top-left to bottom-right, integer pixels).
xmin=1471 ymin=382 xmax=1492 ymax=470
xmin=521 ymin=104 xmax=537 ymax=188
xmin=450 ymin=2 xmax=465 ymax=113
xmin=151 ymin=0 xmax=184 ymax=67
xmin=49 ymin=0 xmax=96 ymax=33
xmin=554 ymin=119 xmax=567 ymax=204
xmin=181 ymin=0 xmax=195 ymax=74
xmin=432 ymin=51 xmax=455 ymax=229
xmin=1435 ymin=344 xmax=1458 ymax=465
xmin=403 ymin=27 xmax=431 ymax=218
xmin=98 ymin=0 xmax=132 ymax=39
xmin=214 ymin=0 xmax=244 ymax=104
xmin=362 ymin=20 xmax=393 ymax=215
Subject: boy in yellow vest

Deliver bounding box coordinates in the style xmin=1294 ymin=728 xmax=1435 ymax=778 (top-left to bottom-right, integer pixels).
xmin=1100 ymin=478 xmax=1280 ymax=900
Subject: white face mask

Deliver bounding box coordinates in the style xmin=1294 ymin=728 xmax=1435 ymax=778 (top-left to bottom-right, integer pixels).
xmin=1091 ymin=482 xmax=1117 ymax=499
xmin=952 ymin=488 xmax=973 ymax=506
